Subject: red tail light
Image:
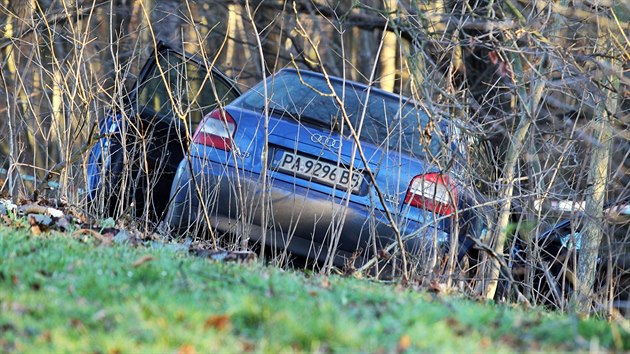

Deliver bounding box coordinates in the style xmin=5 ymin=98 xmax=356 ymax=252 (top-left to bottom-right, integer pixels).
xmin=404 ymin=173 xmax=458 ymax=216
xmin=192 ymin=109 xmax=236 ymax=151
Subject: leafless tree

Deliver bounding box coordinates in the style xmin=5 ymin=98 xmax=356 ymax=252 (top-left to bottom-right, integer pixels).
xmin=0 ymin=0 xmax=628 ymax=315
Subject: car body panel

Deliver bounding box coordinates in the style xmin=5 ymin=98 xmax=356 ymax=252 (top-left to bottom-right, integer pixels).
xmin=167 ymin=155 xmax=449 ymax=266
xmin=509 ymin=197 xmax=630 ymax=307
xmin=166 ymin=68 xmax=468 ymax=268
xmin=86 ymin=42 xmax=241 ymax=219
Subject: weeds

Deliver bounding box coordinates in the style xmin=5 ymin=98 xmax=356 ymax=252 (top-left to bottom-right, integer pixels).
xmin=0 ymin=0 xmax=628 ymax=315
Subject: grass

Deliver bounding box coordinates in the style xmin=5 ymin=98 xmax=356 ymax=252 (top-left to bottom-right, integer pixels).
xmin=1 ymin=224 xmax=628 ymax=353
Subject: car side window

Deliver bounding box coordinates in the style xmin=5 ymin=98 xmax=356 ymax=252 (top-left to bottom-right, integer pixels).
xmin=137 ymin=50 xmax=239 ymax=129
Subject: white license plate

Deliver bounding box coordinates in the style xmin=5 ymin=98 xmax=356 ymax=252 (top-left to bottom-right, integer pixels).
xmin=277 ymin=151 xmax=363 ymax=193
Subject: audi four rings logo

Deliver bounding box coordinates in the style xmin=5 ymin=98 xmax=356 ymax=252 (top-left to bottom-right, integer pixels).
xmin=310 ymin=134 xmax=341 ymax=149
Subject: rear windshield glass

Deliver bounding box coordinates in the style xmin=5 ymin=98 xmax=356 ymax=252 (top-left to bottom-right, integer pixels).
xmin=232 ymin=70 xmax=444 ymax=158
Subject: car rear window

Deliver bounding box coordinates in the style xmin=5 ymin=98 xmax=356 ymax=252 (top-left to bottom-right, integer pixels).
xmin=232 ymin=70 xmax=445 ymax=158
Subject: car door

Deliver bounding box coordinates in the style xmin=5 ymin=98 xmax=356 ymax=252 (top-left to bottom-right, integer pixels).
xmin=87 ymin=42 xmax=241 ymax=220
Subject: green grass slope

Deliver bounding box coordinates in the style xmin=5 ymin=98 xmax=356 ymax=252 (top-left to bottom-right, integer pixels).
xmin=1 ymin=225 xmax=628 ymax=352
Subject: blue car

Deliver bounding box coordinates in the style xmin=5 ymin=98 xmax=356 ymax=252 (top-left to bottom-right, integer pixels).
xmin=509 ymin=197 xmax=630 ymax=308
xmin=165 ymin=68 xmax=484 ymax=269
xmin=87 ymin=42 xmax=240 ymax=220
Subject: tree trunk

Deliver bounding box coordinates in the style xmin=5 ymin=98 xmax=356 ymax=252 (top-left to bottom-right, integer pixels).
xmin=2 ymin=0 xmax=34 ymax=201
xmin=481 ymin=53 xmax=544 ymax=299
xmin=379 ymin=0 xmax=397 ymax=92
xmin=568 ymin=1 xmax=620 ymax=315
xmin=570 ymin=74 xmax=617 ymax=314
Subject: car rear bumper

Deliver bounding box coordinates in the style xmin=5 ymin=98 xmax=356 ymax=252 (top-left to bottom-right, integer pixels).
xmin=166 ymin=156 xmax=451 ymax=268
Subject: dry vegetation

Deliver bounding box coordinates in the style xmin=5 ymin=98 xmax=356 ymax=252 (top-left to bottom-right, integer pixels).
xmin=0 ymin=0 xmax=628 ymax=316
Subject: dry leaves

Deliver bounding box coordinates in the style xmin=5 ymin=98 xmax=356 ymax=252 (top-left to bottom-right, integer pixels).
xmin=29 ymin=215 xmax=42 ymax=235
xmin=71 ymin=229 xmax=112 ymax=246
xmin=204 ymin=314 xmax=231 ymax=331
xmin=177 ymin=344 xmax=196 ymax=354
xmin=132 ymin=255 xmax=154 ymax=267
xmin=319 ymin=277 xmax=331 ymax=289
xmin=397 ymin=334 xmax=411 ymax=352
xmin=427 ymin=279 xmax=445 ymax=294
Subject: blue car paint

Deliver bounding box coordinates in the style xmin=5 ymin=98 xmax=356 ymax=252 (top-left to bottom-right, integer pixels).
xmin=168 ymin=154 xmax=449 ymax=264
xmin=85 ymin=42 xmax=242 ymax=220
xmin=166 ymin=68 xmax=460 ymax=265
xmin=223 ymin=105 xmax=447 ymax=226
xmin=86 ymin=113 xmax=122 ymax=201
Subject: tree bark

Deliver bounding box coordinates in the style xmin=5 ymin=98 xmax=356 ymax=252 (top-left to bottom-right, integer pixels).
xmin=379 ymin=0 xmax=397 ymax=92
xmin=568 ymin=1 xmax=620 ymax=315
xmin=570 ymin=73 xmax=617 ymax=314
xmin=482 ymin=53 xmax=541 ymax=299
